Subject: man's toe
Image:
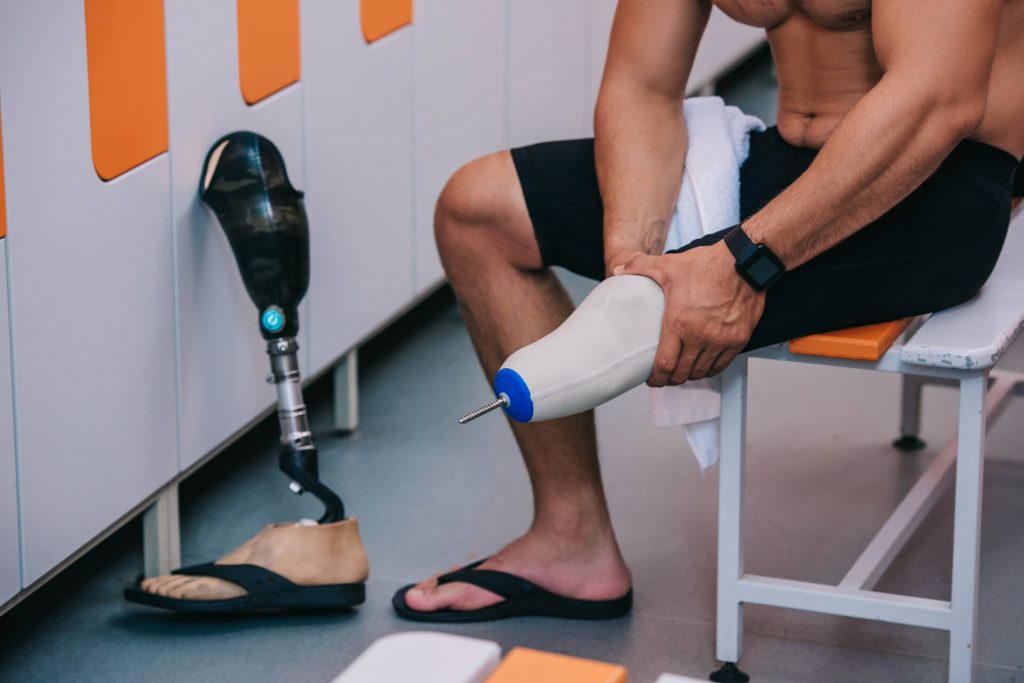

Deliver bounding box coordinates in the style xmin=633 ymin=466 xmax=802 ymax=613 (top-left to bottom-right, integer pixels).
xmin=403 ymin=582 xmax=504 ymax=613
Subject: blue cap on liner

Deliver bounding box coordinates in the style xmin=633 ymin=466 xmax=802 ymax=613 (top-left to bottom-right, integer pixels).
xmin=493 ymin=367 xmax=534 ymax=422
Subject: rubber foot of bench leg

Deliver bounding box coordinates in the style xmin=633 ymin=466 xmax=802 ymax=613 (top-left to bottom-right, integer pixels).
xmin=892 ymin=435 xmax=926 ymax=451
xmin=710 ymin=662 xmax=750 ymax=682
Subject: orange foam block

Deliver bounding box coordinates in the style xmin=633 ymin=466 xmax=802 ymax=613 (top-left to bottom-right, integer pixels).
xmin=789 ymin=319 xmax=913 ymax=361
xmin=486 ymin=648 xmax=627 ymax=683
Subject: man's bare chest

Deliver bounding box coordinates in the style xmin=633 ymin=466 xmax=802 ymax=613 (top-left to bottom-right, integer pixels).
xmin=712 ymin=0 xmax=871 ymax=31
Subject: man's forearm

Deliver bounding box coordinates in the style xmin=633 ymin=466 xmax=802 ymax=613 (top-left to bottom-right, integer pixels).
xmin=595 ymin=84 xmax=687 ymax=274
xmin=743 ymin=74 xmax=985 ymax=270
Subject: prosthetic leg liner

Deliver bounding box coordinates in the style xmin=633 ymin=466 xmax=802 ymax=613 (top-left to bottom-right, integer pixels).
xmin=495 ymin=275 xmax=664 ymax=422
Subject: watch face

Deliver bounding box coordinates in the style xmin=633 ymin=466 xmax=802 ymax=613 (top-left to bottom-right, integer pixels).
xmin=747 ymin=251 xmax=781 ymax=287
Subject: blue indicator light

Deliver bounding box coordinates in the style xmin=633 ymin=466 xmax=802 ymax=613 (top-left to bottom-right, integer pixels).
xmin=261 ymin=307 xmax=285 ymax=333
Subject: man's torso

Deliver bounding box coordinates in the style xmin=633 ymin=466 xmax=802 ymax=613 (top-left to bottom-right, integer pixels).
xmin=712 ymin=0 xmax=1024 ymax=157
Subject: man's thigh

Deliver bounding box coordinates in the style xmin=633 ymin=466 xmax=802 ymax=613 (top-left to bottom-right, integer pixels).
xmin=510 ymin=138 xmax=607 ymax=280
xmin=737 ymin=135 xmax=1017 ymax=349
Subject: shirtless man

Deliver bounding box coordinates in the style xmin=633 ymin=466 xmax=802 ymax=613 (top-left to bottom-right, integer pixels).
xmin=393 ymin=0 xmax=1024 ymax=621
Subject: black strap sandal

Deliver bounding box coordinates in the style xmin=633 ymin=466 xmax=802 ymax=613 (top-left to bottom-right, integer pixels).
xmin=124 ymin=562 xmax=365 ymax=614
xmin=391 ymin=559 xmax=632 ymax=623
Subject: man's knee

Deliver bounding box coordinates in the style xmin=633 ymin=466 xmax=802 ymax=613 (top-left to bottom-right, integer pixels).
xmin=434 ymin=151 xmax=540 ymax=270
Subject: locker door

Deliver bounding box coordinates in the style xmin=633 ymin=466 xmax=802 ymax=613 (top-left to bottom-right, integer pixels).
xmin=164 ymin=0 xmax=309 ymax=469
xmin=0 ymin=2 xmax=178 ymax=583
xmin=303 ymin=0 xmax=415 ymax=370
xmin=0 ymin=239 xmax=18 ymax=603
xmin=508 ymin=0 xmax=590 ymax=148
xmin=413 ymin=0 xmax=506 ymax=292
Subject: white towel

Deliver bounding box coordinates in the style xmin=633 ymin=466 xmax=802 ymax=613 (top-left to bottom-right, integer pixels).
xmin=651 ymin=97 xmax=764 ymax=469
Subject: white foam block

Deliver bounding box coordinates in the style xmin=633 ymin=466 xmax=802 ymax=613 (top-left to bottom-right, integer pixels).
xmin=331 ymin=632 xmax=501 ymax=683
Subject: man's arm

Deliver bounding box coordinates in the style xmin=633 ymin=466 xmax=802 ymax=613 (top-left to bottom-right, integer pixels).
xmin=596 ymin=0 xmax=711 ymax=276
xmin=743 ymin=0 xmax=1001 ymax=268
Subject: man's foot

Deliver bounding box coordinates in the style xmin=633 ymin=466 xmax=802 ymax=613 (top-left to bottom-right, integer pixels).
xmin=131 ymin=518 xmax=369 ymax=604
xmin=401 ymin=528 xmax=631 ymax=614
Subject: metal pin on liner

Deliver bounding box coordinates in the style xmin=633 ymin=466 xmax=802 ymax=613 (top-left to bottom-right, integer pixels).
xmin=459 ymin=395 xmax=509 ymax=424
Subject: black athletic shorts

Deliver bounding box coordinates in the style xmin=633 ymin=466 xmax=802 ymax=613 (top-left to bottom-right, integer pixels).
xmin=511 ymin=127 xmax=1020 ymax=350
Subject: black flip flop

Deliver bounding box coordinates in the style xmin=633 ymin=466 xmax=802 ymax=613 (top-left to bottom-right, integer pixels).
xmin=124 ymin=562 xmax=365 ymax=614
xmin=392 ymin=559 xmax=632 ymax=623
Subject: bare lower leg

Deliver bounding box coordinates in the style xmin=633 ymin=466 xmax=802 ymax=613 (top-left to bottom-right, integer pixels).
xmin=405 ymin=152 xmax=630 ymax=612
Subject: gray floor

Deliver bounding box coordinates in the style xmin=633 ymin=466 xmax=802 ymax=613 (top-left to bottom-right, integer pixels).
xmin=2 ymin=51 xmax=1023 ymax=683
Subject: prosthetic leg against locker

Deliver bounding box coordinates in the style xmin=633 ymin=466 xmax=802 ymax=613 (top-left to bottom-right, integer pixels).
xmin=123 ymin=132 xmax=366 ymax=614
xmin=199 ymin=131 xmax=344 ymax=523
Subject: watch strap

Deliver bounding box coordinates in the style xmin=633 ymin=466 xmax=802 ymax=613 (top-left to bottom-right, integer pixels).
xmin=724 ymin=225 xmax=755 ymax=262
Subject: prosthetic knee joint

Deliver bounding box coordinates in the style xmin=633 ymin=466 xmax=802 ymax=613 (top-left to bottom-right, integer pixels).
xmin=200 ymin=131 xmax=344 ymax=523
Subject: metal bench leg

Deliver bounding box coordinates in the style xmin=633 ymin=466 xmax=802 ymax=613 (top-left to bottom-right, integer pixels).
xmin=333 ymin=348 xmax=359 ymax=432
xmin=893 ymin=374 xmax=927 ymax=451
xmin=948 ymin=372 xmax=986 ymax=683
xmin=143 ymin=482 xmax=181 ymax=577
xmin=713 ymin=358 xmax=750 ymax=683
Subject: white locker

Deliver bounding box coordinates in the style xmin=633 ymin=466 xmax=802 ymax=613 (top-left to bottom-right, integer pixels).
xmin=0 ymin=3 xmax=178 ymax=583
xmin=508 ymin=0 xmax=590 ymax=148
xmin=303 ymin=1 xmax=415 ymax=370
xmin=413 ymin=0 xmax=506 ymax=292
xmin=0 ymin=240 xmax=19 ymax=602
xmin=164 ymin=0 xmax=309 ymax=469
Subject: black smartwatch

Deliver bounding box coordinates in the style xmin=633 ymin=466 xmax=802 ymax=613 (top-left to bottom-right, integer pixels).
xmin=723 ymin=225 xmax=785 ymax=291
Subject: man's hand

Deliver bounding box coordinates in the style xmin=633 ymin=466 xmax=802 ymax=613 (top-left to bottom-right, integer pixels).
xmin=616 ymin=241 xmax=764 ymax=386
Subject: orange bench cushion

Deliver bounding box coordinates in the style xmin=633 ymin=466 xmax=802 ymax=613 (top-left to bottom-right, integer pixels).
xmin=789 ymin=319 xmax=913 ymax=361
xmin=485 ymin=648 xmax=627 ymax=683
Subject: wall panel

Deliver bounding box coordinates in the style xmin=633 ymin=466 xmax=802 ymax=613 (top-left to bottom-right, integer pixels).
xmin=165 ymin=0 xmax=309 ymax=470
xmin=303 ymin=0 xmax=415 ymax=369
xmin=0 ymin=240 xmax=18 ymax=602
xmin=413 ymin=0 xmax=505 ymax=291
xmin=0 ymin=3 xmax=178 ymax=583
xmin=508 ymin=0 xmax=589 ymax=148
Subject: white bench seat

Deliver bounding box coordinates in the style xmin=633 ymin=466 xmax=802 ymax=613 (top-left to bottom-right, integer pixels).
xmin=715 ymin=209 xmax=1024 ymax=683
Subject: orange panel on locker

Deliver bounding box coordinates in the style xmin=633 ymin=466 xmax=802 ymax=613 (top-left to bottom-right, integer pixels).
xmin=360 ymin=0 xmax=413 ymax=43
xmin=84 ymin=0 xmax=169 ymax=181
xmin=0 ymin=112 xmax=6 ymax=238
xmin=237 ymin=0 xmax=301 ymax=105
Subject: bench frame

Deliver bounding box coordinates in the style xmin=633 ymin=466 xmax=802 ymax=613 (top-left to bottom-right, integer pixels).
xmin=715 ymin=341 xmax=1023 ymax=683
